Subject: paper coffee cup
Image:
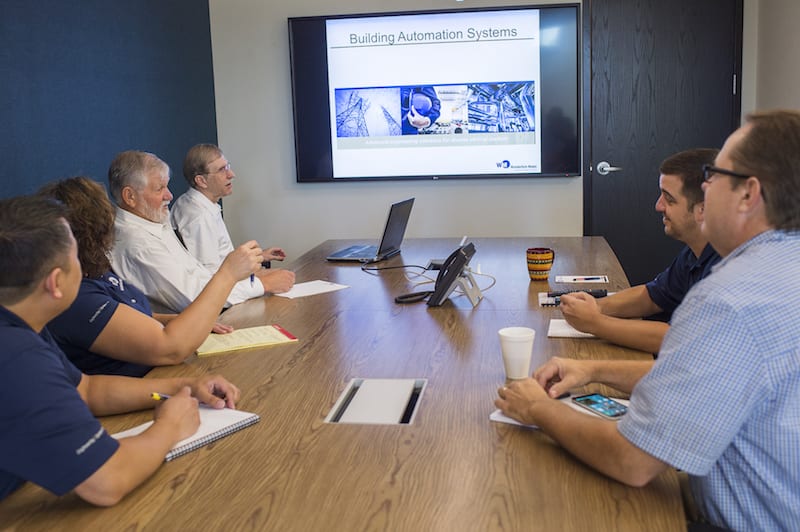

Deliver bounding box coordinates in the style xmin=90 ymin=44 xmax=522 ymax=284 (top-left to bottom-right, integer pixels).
xmin=498 ymin=327 xmax=536 ymax=380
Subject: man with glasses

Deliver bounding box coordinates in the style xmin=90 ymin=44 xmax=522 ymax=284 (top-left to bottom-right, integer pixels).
xmin=559 ymin=149 xmax=721 ymax=354
xmin=171 ymin=144 xmax=290 ymax=275
xmin=496 ymin=110 xmax=800 ymax=530
xmin=109 ymin=150 xmax=293 ymax=313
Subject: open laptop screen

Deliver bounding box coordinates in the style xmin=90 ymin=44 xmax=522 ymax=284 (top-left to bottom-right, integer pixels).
xmin=326 ymin=197 xmax=414 ymax=262
xmin=377 ymin=197 xmax=414 ymax=257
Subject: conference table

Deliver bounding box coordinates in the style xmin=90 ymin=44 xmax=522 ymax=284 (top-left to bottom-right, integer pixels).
xmin=1 ymin=237 xmax=685 ymax=531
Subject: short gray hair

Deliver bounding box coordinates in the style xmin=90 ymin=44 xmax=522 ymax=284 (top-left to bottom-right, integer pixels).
xmin=183 ymin=144 xmax=223 ymax=188
xmin=108 ymin=150 xmax=169 ymax=204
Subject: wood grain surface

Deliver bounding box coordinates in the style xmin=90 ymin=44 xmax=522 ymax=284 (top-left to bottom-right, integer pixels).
xmin=0 ymin=237 xmax=685 ymax=531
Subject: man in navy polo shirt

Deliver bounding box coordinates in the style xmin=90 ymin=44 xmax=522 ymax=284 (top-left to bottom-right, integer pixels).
xmin=0 ymin=195 xmax=241 ymax=506
xmin=559 ymin=148 xmax=721 ymax=354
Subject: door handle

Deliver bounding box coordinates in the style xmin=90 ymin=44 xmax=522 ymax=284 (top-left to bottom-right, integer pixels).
xmin=596 ymin=161 xmax=623 ymax=175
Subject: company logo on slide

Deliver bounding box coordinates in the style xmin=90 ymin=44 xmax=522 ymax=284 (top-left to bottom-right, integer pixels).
xmin=495 ymin=160 xmax=539 ymax=171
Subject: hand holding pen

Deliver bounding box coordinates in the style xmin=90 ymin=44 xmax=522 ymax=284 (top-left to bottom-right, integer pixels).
xmin=558 ymin=292 xmax=603 ymax=334
xmin=151 ymin=387 xmax=200 ymax=441
xmin=218 ymin=240 xmax=264 ymax=288
xmin=152 ymin=375 xmax=240 ymax=409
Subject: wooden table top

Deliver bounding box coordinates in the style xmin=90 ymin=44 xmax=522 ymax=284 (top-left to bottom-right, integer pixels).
xmin=1 ymin=237 xmax=685 ymax=531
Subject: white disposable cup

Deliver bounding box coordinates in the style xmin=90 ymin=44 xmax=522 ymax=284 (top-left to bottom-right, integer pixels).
xmin=498 ymin=327 xmax=536 ymax=380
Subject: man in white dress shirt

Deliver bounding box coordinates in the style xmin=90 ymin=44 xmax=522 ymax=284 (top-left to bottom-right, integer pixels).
xmin=108 ymin=151 xmax=294 ymax=313
xmin=170 ymin=144 xmax=287 ymax=271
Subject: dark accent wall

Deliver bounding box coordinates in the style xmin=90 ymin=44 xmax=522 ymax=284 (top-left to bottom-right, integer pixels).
xmin=0 ymin=0 xmax=217 ymax=199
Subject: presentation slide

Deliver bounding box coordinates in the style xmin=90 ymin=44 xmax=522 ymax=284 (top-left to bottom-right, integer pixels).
xmin=325 ymin=9 xmax=542 ymax=178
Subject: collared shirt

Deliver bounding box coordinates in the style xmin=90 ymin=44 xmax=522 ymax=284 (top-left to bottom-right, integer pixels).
xmin=618 ymin=230 xmax=800 ymax=531
xmin=110 ymin=207 xmax=263 ymax=313
xmin=170 ymin=187 xmax=234 ymax=271
xmin=48 ymin=272 xmax=153 ymax=377
xmin=0 ymin=306 xmax=119 ymax=500
xmin=644 ymin=243 xmax=721 ymax=321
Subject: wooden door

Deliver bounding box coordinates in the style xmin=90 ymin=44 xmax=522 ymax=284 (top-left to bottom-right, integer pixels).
xmin=584 ymin=0 xmax=742 ymax=285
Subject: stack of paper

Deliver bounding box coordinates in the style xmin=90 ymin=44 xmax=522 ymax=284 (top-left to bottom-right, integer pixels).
xmin=196 ymin=324 xmax=297 ymax=357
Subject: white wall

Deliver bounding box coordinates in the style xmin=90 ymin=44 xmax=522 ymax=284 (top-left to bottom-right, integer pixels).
xmin=209 ymin=0 xmax=761 ymax=258
xmin=756 ymin=0 xmax=800 ymax=110
xmin=741 ymin=0 xmax=759 ymax=118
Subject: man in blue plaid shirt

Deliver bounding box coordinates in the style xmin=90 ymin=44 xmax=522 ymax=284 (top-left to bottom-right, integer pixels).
xmin=496 ymin=109 xmax=800 ymax=531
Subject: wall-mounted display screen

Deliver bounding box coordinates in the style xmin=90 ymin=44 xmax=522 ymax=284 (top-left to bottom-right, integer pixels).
xmin=289 ymin=4 xmax=580 ymax=182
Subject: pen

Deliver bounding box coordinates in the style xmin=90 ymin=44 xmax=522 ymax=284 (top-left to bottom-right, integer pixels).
xmin=572 ymin=276 xmax=604 ymax=281
xmin=250 ymin=273 xmax=255 ymax=287
xmin=151 ymin=392 xmax=171 ymax=401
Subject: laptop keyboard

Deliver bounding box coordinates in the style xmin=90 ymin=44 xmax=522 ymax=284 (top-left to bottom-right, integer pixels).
xmin=330 ymin=244 xmax=376 ymax=259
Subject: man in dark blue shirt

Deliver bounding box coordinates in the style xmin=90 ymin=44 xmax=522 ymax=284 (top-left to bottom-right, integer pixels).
xmin=0 ymin=195 xmax=241 ymax=506
xmin=559 ymin=149 xmax=721 ymax=354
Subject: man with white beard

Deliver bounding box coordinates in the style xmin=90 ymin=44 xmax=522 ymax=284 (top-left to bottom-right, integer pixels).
xmin=108 ymin=151 xmax=290 ymax=313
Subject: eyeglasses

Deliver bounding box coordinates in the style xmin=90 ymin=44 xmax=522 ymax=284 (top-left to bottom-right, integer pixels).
xmin=204 ymin=162 xmax=232 ymax=175
xmin=702 ymin=164 xmax=750 ymax=183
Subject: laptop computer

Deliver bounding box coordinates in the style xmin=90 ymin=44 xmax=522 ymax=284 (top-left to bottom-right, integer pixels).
xmin=326 ymin=198 xmax=414 ymax=263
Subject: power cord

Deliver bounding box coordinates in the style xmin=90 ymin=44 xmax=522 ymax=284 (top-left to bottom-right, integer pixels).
xmin=389 ymin=266 xmax=497 ymax=304
xmin=462 ymin=267 xmax=497 ymax=293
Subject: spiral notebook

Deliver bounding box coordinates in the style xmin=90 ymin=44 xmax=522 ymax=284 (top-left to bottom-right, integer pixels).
xmin=112 ymin=406 xmax=260 ymax=461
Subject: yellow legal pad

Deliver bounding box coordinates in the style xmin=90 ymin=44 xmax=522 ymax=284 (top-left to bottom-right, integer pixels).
xmin=196 ymin=324 xmax=298 ymax=357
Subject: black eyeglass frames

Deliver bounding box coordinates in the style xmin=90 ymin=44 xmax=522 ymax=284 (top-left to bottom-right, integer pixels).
xmin=702 ymin=164 xmax=751 ymax=183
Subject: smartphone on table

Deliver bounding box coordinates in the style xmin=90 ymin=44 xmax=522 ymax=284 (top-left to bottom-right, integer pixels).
xmin=571 ymin=393 xmax=628 ymax=420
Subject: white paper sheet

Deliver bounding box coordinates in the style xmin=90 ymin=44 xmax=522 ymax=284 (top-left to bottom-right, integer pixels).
xmin=547 ymin=319 xmax=597 ymax=338
xmin=490 ymin=396 xmax=630 ymax=428
xmin=554 ymin=275 xmax=609 ymax=283
xmin=274 ymin=280 xmax=349 ymax=299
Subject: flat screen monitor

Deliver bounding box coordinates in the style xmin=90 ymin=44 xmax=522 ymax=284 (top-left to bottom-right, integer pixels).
xmin=288 ymin=3 xmax=580 ymax=183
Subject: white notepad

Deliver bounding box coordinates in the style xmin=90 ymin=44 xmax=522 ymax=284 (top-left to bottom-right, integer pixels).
xmin=490 ymin=396 xmax=630 ymax=428
xmin=547 ymin=319 xmax=597 ymax=338
xmin=112 ymin=406 xmax=260 ymax=461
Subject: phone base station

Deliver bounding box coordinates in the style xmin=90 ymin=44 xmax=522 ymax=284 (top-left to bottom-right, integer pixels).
xmin=458 ymin=271 xmax=483 ymax=307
